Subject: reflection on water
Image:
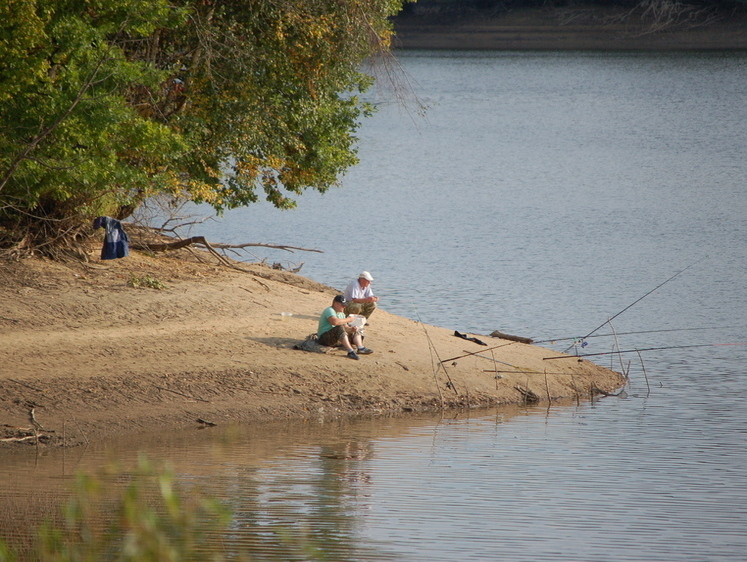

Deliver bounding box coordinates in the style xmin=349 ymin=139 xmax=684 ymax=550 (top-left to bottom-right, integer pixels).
xmin=0 ymin=412 xmax=510 ymax=560
xmin=0 ymin=408 xmax=536 ymax=560
xmin=4 ymin=392 xmax=746 ymax=561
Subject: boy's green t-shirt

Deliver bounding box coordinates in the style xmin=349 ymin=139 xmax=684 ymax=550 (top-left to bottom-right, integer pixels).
xmin=318 ymin=306 xmax=344 ymax=336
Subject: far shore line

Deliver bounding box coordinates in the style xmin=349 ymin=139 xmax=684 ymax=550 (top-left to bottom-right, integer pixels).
xmin=391 ymin=15 xmax=747 ymax=51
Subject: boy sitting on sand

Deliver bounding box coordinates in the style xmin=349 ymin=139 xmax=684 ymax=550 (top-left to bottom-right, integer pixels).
xmin=318 ymin=295 xmax=374 ymax=360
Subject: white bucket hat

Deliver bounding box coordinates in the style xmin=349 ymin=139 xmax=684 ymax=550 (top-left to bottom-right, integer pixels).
xmin=359 ymin=271 xmax=374 ymax=281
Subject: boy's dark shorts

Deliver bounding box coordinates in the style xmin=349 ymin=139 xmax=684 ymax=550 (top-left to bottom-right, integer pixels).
xmin=318 ymin=325 xmax=345 ymax=347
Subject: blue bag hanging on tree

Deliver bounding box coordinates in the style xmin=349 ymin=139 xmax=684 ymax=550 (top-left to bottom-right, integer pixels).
xmin=93 ymin=216 xmax=129 ymax=260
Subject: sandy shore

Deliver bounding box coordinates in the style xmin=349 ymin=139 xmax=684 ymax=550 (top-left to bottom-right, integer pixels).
xmin=0 ymin=242 xmax=624 ymax=448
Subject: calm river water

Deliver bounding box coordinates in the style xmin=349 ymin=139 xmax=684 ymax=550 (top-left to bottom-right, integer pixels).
xmin=3 ymin=51 xmax=747 ymax=560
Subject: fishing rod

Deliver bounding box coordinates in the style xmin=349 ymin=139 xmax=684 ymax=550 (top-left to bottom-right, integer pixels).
xmin=440 ymin=340 xmax=518 ymax=364
xmin=483 ymin=369 xmax=599 ymax=375
xmin=455 ymin=349 xmax=517 ymax=368
xmin=544 ymin=342 xmax=747 ymax=360
xmin=561 ymin=258 xmax=707 ymax=353
xmin=534 ymin=324 xmax=745 ymax=345
xmin=411 ymin=303 xmax=458 ymax=396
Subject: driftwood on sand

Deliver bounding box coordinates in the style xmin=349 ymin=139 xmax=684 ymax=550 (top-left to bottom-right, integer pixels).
xmin=490 ymin=331 xmax=534 ymax=344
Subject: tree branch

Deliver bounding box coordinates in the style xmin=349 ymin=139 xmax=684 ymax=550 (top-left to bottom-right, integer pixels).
xmin=135 ymin=236 xmax=322 ymax=255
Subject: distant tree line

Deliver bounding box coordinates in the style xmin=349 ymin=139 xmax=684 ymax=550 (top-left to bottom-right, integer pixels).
xmin=396 ymin=0 xmax=747 ymax=36
xmin=399 ymin=0 xmax=747 ymax=15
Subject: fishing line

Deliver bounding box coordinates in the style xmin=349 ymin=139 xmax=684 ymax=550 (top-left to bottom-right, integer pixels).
xmin=484 ymin=368 xmax=739 ymax=377
xmin=533 ymin=325 xmax=746 ymax=345
xmin=483 ymin=369 xmax=608 ymax=376
xmin=440 ymin=340 xmax=518 ymax=364
xmin=456 ymin=349 xmax=517 ymax=368
xmin=410 ymin=303 xmax=457 ymax=396
xmin=561 ymin=257 xmax=708 ymax=353
xmin=544 ymin=342 xmax=747 ymax=360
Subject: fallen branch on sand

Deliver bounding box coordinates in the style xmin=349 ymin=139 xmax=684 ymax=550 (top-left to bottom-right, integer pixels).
xmin=0 ymin=424 xmax=53 ymax=443
xmin=129 ymin=233 xmax=323 ymax=289
xmin=8 ymin=378 xmax=46 ymax=394
xmin=490 ymin=331 xmax=533 ymax=344
xmin=514 ymin=385 xmax=540 ymax=404
xmin=1 ymin=434 xmax=38 ymax=443
xmin=137 ymin=236 xmax=322 ymax=255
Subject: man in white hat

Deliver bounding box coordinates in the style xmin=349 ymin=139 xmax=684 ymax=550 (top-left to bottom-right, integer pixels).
xmin=344 ymin=271 xmax=379 ymax=320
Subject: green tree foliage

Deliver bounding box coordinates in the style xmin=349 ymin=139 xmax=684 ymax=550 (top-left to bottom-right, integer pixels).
xmin=0 ymin=0 xmax=407 ymax=256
